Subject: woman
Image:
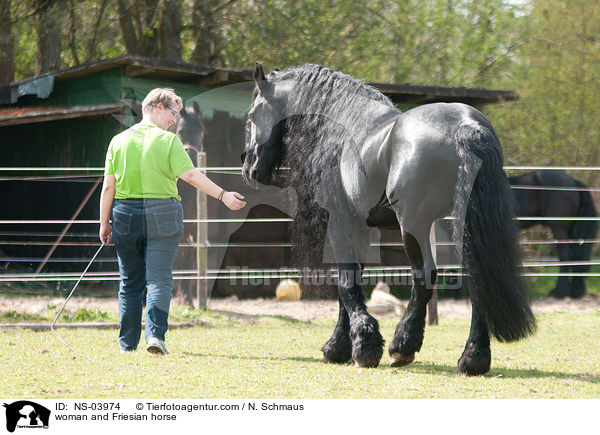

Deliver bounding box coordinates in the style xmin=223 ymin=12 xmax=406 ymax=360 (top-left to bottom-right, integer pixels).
xmin=99 ymin=88 xmax=246 ymax=355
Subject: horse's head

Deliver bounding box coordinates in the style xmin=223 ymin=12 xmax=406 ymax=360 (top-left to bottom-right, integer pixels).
xmin=242 ymin=63 xmax=288 ymax=188
xmin=172 ymin=101 xmax=206 ymax=151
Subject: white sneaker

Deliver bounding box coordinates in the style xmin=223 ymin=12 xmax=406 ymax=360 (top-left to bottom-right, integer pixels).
xmin=146 ymin=337 xmax=169 ymax=355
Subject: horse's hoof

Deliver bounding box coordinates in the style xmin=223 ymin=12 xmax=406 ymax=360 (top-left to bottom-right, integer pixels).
xmin=323 ymin=354 xmax=351 ymax=364
xmin=569 ymin=287 xmax=586 ymax=299
xmin=322 ymin=335 xmax=352 ymax=364
xmin=458 ymin=342 xmax=491 ymax=376
xmin=549 ymin=287 xmax=568 ymax=298
xmin=349 ymin=313 xmax=384 ymax=368
xmin=458 ymin=362 xmax=490 ymax=376
xmin=354 ymin=359 xmax=379 ymax=368
xmin=389 ymin=352 xmax=415 ymax=367
xmin=354 ymin=361 xmax=379 ymax=369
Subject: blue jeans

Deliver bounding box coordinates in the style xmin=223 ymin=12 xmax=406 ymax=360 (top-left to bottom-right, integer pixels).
xmin=112 ymin=198 xmax=184 ymax=351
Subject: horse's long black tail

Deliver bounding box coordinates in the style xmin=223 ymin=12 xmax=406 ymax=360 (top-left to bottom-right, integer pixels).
xmin=569 ymin=180 xmax=598 ymax=271
xmin=454 ymin=120 xmax=536 ymax=343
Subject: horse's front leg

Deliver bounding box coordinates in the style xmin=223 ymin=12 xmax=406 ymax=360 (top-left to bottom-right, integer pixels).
xmin=389 ymin=230 xmax=434 ymax=367
xmin=321 ymin=296 xmax=352 ymax=363
xmin=458 ymin=279 xmax=491 ymax=375
xmin=336 ymin=263 xmax=384 ymax=367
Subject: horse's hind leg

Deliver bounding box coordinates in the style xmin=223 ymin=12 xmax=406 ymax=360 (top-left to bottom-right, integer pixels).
xmin=458 ymin=279 xmax=491 ymax=375
xmin=389 ymin=226 xmax=435 ymax=367
xmin=570 ymin=275 xmax=587 ymax=298
xmin=549 ymin=227 xmax=571 ymax=298
xmin=321 ymin=296 xmax=352 ymax=363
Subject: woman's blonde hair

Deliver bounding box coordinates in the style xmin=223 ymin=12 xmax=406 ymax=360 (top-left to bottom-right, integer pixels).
xmin=141 ymin=88 xmax=183 ymax=114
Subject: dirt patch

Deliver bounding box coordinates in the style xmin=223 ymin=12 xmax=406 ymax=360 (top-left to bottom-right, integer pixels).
xmin=1 ymin=294 xmax=598 ymax=322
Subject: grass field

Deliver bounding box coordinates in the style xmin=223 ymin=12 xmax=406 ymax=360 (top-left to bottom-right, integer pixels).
xmin=1 ymin=310 xmax=598 ymax=399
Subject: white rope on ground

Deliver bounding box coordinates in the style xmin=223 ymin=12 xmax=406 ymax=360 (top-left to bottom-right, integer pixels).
xmin=49 ymin=242 xmax=152 ymax=371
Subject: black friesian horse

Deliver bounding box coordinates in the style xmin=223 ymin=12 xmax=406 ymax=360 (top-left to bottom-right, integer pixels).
xmin=509 ymin=170 xmax=598 ymax=299
xmin=242 ymin=63 xmax=535 ymax=374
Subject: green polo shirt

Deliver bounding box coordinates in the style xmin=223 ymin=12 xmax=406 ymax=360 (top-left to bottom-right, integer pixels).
xmin=105 ymin=122 xmax=195 ymax=200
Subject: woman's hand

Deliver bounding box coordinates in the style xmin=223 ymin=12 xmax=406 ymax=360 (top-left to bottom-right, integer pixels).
xmin=221 ymin=191 xmax=246 ymax=210
xmin=99 ymin=222 xmax=112 ymax=244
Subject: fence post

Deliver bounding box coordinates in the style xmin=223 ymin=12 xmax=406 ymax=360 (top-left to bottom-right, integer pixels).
xmin=427 ymin=222 xmax=439 ymax=325
xmin=196 ymin=151 xmax=209 ymax=309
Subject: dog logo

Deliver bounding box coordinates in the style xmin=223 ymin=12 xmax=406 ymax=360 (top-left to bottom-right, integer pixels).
xmin=3 ymin=401 xmax=50 ymax=432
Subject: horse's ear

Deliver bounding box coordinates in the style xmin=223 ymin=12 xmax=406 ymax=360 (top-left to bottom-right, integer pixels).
xmin=253 ymin=62 xmax=265 ymax=82
xmin=193 ymin=101 xmax=201 ymax=115
xmin=253 ymin=62 xmax=268 ymax=93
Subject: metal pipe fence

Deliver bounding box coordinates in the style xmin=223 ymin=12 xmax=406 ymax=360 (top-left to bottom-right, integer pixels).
xmin=2 ymin=165 xmax=600 ymax=287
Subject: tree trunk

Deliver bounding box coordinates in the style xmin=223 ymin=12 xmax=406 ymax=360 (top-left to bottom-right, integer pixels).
xmin=35 ymin=0 xmax=64 ymax=74
xmin=67 ymin=0 xmax=80 ymax=65
xmin=0 ymin=0 xmax=15 ymax=84
xmin=136 ymin=0 xmax=159 ymax=57
xmin=158 ymin=0 xmax=182 ymax=60
xmin=191 ymin=0 xmax=218 ymax=65
xmin=118 ymin=0 xmax=139 ymax=54
xmin=85 ymin=0 xmax=110 ymax=62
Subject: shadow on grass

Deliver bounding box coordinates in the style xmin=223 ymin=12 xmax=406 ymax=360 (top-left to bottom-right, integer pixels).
xmin=181 ymin=352 xmax=599 ymax=382
xmin=182 ymin=351 xmax=324 ymax=364
xmin=402 ymin=361 xmax=600 ymax=383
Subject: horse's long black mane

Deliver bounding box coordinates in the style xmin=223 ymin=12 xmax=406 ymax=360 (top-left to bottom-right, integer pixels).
xmin=276 ymin=63 xmax=395 ymax=117
xmin=275 ymin=64 xmax=396 ymax=165
xmin=265 ymin=64 xmax=399 ymax=273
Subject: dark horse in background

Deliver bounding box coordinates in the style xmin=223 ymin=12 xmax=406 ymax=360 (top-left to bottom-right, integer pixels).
xmin=170 ymin=102 xmax=207 ymax=305
xmin=242 ymin=63 xmax=535 ymax=374
xmin=509 ymin=170 xmax=598 ymax=298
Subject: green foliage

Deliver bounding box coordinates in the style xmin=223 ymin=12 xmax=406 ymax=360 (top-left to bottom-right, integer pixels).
xmin=488 ymin=0 xmax=600 ymax=180
xmin=7 ymin=0 xmax=600 ymax=173
xmin=61 ymin=0 xmax=125 ymax=65
xmin=59 ymin=308 xmax=113 ymax=323
xmin=0 ymin=310 xmax=46 ymax=322
xmin=220 ymin=0 xmax=525 ymax=87
xmin=11 ymin=10 xmax=36 ymax=79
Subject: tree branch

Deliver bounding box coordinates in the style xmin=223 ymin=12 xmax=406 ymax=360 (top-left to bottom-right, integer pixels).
xmin=67 ymin=0 xmax=80 ymax=65
xmin=86 ymin=0 xmax=110 ymax=62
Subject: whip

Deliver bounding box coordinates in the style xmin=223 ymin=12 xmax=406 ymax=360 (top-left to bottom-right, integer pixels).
xmin=51 ymin=242 xmax=106 ymax=363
